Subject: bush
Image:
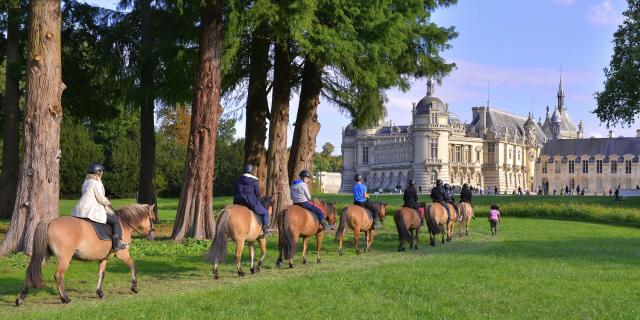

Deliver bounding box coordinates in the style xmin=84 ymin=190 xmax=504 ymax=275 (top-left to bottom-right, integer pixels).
xmin=60 ymin=120 xmax=104 ymax=198
xmin=103 ymin=134 xmax=140 ymax=198
xmin=214 ymin=138 xmax=244 ymax=196
xmin=156 ymin=132 xmax=187 ymax=197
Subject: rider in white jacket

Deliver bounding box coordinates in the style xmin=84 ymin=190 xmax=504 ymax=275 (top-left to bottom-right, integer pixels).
xmin=72 ymin=164 xmax=128 ymax=251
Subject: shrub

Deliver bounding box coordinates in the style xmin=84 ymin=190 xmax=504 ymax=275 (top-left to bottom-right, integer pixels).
xmin=60 ymin=120 xmax=104 ymax=198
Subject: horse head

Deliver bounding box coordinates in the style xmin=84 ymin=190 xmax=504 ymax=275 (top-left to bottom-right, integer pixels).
xmin=260 ymin=196 xmax=273 ymax=218
xmin=315 ymin=200 xmax=337 ymax=225
xmin=115 ymin=203 xmax=156 ymax=239
xmin=377 ymin=202 xmax=389 ymax=223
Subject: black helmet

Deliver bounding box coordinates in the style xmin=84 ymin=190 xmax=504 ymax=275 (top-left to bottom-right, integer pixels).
xmin=408 ymin=180 xmax=415 ymax=186
xmin=463 ymin=183 xmax=469 ymax=189
xmin=354 ymin=174 xmax=363 ymax=182
xmin=436 ymin=179 xmax=443 ymax=186
xmin=243 ymin=164 xmax=254 ymax=174
xmin=88 ymin=163 xmax=105 ymax=174
xmin=299 ymin=170 xmax=312 ymax=179
xmin=444 ymin=183 xmax=450 ymax=189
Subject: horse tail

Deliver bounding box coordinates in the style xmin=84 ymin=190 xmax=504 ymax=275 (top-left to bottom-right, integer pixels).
xmin=394 ymin=210 xmax=412 ymax=242
xmin=26 ymin=221 xmax=50 ymax=289
xmin=206 ymin=209 xmax=230 ymax=264
xmin=426 ymin=204 xmax=441 ymax=235
xmin=335 ymin=207 xmax=350 ymax=240
xmin=279 ymin=208 xmax=296 ymax=260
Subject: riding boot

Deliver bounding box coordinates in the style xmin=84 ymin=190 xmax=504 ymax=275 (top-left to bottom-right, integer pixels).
xmin=321 ymin=219 xmax=332 ymax=230
xmin=421 ymin=217 xmax=426 ymax=226
xmin=372 ymin=215 xmax=382 ymax=230
xmin=106 ymin=214 xmax=129 ymax=252
xmin=262 ymin=224 xmax=272 ymax=237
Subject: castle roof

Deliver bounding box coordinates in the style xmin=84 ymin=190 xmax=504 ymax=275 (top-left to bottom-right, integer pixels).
xmin=540 ymin=137 xmax=640 ymax=157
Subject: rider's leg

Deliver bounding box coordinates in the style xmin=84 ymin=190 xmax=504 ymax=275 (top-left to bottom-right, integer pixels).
xmin=105 ymin=214 xmax=128 ymax=251
xmin=363 ymin=200 xmax=381 ymax=229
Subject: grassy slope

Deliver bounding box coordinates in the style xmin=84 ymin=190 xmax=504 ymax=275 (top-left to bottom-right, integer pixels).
xmin=1 ymin=195 xmax=639 ymax=319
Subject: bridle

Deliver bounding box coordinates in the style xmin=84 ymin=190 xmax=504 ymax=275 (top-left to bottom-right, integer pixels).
xmin=110 ymin=205 xmax=155 ymax=238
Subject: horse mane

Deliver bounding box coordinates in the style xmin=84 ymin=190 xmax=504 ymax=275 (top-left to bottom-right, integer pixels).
xmin=115 ymin=204 xmax=150 ymax=226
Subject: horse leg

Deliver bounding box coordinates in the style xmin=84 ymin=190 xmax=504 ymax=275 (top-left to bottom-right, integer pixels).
xmin=354 ymin=228 xmax=361 ymax=255
xmin=367 ymin=231 xmax=374 ymax=253
xmin=249 ymin=242 xmax=257 ymax=274
xmin=302 ymin=237 xmax=309 ymax=265
xmin=289 ymin=234 xmax=299 ymax=269
xmin=235 ymin=240 xmax=246 ymax=277
xmin=441 ymin=225 xmax=445 ymax=244
xmin=466 ymin=221 xmax=469 ymax=236
xmin=257 ymin=238 xmax=267 ymax=272
xmin=316 ymin=232 xmax=323 ymax=264
xmin=338 ymin=233 xmax=344 ymax=256
xmin=430 ymin=231 xmax=435 ymax=246
xmin=414 ymin=229 xmax=420 ymax=250
xmin=96 ymin=259 xmax=108 ymax=299
xmin=115 ymin=249 xmax=138 ymax=293
xmin=276 ymin=234 xmax=283 ymax=268
xmin=54 ymin=256 xmax=72 ymax=304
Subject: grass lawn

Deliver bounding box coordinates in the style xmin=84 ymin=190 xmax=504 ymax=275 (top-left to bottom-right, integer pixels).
xmin=0 ymin=195 xmax=639 ymax=319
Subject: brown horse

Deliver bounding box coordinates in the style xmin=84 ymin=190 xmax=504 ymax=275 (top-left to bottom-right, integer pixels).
xmin=457 ymin=202 xmax=475 ymax=236
xmin=276 ymin=199 xmax=337 ymax=268
xmin=336 ymin=202 xmax=388 ymax=255
xmin=425 ymin=202 xmax=457 ymax=246
xmin=393 ymin=205 xmax=423 ymax=252
xmin=207 ymin=197 xmax=272 ymax=279
xmin=15 ymin=204 xmax=156 ymax=306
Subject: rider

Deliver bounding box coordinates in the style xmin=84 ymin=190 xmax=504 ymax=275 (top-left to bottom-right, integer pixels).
xmin=72 ymin=163 xmax=128 ymax=252
xmin=352 ymin=174 xmax=382 ymax=229
xmin=233 ymin=164 xmax=271 ymax=236
xmin=460 ymin=183 xmax=473 ymax=204
xmin=290 ymin=170 xmax=332 ymax=230
xmin=444 ymin=183 xmax=459 ymax=216
xmin=403 ymin=180 xmax=424 ymax=225
xmin=430 ymin=179 xmax=451 ymax=220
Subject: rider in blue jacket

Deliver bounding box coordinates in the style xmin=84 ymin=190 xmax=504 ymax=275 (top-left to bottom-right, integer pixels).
xmin=233 ymin=164 xmax=271 ymax=236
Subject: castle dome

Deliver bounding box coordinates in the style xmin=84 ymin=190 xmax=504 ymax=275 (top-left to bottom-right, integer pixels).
xmin=415 ymin=79 xmax=447 ymax=115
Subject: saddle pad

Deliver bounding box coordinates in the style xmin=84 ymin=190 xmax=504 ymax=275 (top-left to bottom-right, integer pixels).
xmin=76 ymin=217 xmax=112 ymax=241
xmin=293 ymin=204 xmax=320 ymax=222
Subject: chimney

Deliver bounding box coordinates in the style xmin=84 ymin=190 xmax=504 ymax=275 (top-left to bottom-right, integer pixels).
xmin=609 ymin=130 xmax=613 ymax=138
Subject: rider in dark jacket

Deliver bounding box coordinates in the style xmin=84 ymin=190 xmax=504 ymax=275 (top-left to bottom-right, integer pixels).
xmin=430 ymin=179 xmax=451 ymax=219
xmin=444 ymin=184 xmax=459 ymax=216
xmin=460 ymin=183 xmax=473 ymax=203
xmin=233 ymin=164 xmax=271 ymax=236
xmin=403 ymin=181 xmax=420 ymax=211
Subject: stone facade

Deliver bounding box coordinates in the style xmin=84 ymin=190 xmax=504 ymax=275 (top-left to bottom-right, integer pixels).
xmin=340 ymin=78 xmax=598 ymax=194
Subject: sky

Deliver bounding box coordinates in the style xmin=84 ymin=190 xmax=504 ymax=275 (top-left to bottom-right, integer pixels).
xmin=83 ymin=0 xmax=635 ymax=154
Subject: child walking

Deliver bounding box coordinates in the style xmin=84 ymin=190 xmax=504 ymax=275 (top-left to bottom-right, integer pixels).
xmin=489 ymin=204 xmax=501 ymax=235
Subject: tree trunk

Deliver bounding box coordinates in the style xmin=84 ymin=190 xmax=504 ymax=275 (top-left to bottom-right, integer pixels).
xmin=171 ymin=0 xmax=222 ymax=241
xmin=0 ymin=0 xmax=22 ymax=219
xmin=266 ymin=43 xmax=292 ymax=228
xmin=244 ymin=24 xmax=270 ymax=195
xmin=288 ymin=59 xmax=323 ymax=183
xmin=137 ymin=0 xmax=156 ymax=211
xmin=0 ymin=0 xmax=65 ymax=255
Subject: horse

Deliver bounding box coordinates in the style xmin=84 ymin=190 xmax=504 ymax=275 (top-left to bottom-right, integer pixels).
xmin=457 ymin=202 xmax=475 ymax=236
xmin=393 ymin=204 xmax=424 ymax=252
xmin=276 ymin=199 xmax=337 ymax=268
xmin=425 ymin=202 xmax=458 ymax=246
xmin=15 ymin=204 xmax=156 ymax=306
xmin=336 ymin=202 xmax=388 ymax=255
xmin=207 ymin=197 xmax=272 ymax=279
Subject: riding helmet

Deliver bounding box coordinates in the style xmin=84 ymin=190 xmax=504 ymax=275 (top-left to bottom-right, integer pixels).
xmin=243 ymin=164 xmax=254 ymax=174
xmin=436 ymin=179 xmax=443 ymax=186
xmin=463 ymin=183 xmax=469 ymax=189
xmin=87 ymin=163 xmax=105 ymax=174
xmin=444 ymin=183 xmax=450 ymax=189
xmin=354 ymin=174 xmax=363 ymax=182
xmin=299 ymin=170 xmax=312 ymax=179
xmin=409 ymin=180 xmax=415 ymax=186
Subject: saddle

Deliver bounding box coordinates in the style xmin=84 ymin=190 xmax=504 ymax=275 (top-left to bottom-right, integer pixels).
xmin=76 ymin=217 xmax=112 ymax=241
xmin=403 ymin=205 xmax=423 ymax=220
xmin=293 ymin=204 xmax=320 ymax=223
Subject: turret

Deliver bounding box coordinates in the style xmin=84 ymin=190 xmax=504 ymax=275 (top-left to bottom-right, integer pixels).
xmin=577 ymin=121 xmax=584 ymax=139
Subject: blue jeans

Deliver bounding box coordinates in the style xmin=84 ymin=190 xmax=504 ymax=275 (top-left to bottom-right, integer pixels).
xmin=295 ymin=202 xmax=325 ymax=221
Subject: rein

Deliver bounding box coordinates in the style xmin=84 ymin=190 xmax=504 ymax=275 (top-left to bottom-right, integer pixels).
xmin=109 ymin=205 xmax=154 ymax=238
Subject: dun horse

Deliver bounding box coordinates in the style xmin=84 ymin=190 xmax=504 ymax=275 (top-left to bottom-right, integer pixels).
xmin=336 ymin=202 xmax=388 ymax=255
xmin=393 ymin=203 xmax=424 ymax=252
xmin=15 ymin=204 xmax=156 ymax=306
xmin=276 ymin=199 xmax=336 ymax=268
xmin=457 ymin=202 xmax=475 ymax=236
xmin=425 ymin=202 xmax=457 ymax=246
xmin=207 ymin=197 xmax=272 ymax=279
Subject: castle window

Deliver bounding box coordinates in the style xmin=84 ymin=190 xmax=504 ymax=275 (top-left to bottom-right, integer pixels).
xmin=508 ymin=149 xmax=512 ymax=160
xmin=570 ymin=178 xmax=575 ymax=190
xmin=430 ymin=171 xmax=438 ymax=183
xmin=517 ymin=150 xmax=521 ymax=161
xmin=455 ymin=146 xmax=462 ymax=162
xmin=542 ymin=162 xmax=547 ymax=174
xmin=429 ymin=139 xmax=438 ymax=159
xmin=611 ymin=161 xmax=617 ymax=174
xmin=430 ymin=113 xmax=438 ymax=125
xmin=362 ymin=146 xmax=369 ymax=164
xmin=555 ymin=162 xmax=561 ymax=174
xmin=476 ymin=150 xmax=481 ymax=162
xmin=582 ymin=160 xmax=589 ymax=173
xmin=488 ymin=143 xmax=495 ymax=163
xmin=596 ymin=160 xmax=603 ymax=174
xmin=568 ymin=160 xmax=575 ymax=174
xmin=625 ymin=160 xmax=632 ymax=174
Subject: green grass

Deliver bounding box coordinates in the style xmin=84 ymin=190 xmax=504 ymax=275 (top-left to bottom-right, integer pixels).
xmin=1 ymin=195 xmax=639 ymax=319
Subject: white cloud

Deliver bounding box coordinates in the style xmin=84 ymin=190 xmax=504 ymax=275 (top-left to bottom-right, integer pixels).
xmin=586 ymin=1 xmax=624 ymax=26
xmin=553 ymin=0 xmax=576 ymax=6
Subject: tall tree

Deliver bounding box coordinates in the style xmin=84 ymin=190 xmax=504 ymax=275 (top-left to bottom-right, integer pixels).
xmin=0 ymin=0 xmax=22 ymax=218
xmin=0 ymin=0 xmax=65 ymax=255
xmin=137 ymin=0 xmax=157 ymax=209
xmin=266 ymin=42 xmax=293 ymax=225
xmin=594 ymin=0 xmax=640 ymax=126
xmin=244 ymin=24 xmax=271 ymax=194
xmin=171 ymin=0 xmax=223 ymax=241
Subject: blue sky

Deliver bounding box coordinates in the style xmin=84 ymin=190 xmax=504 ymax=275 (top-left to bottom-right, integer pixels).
xmin=83 ymin=0 xmax=634 ymax=153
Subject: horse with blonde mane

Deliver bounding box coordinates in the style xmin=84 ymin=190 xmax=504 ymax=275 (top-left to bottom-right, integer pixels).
xmin=457 ymin=202 xmax=475 ymax=236
xmin=207 ymin=197 xmax=272 ymax=279
xmin=15 ymin=204 xmax=156 ymax=306
xmin=336 ymin=202 xmax=388 ymax=255
xmin=425 ymin=202 xmax=457 ymax=246
xmin=276 ymin=199 xmax=336 ymax=268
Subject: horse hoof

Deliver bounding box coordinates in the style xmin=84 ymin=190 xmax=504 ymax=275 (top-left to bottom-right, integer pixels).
xmin=214 ymin=274 xmax=220 ymax=280
xmin=258 ymin=261 xmax=263 ymax=267
xmin=317 ymin=258 xmax=321 ymax=264
xmin=250 ymin=267 xmax=256 ymax=274
xmin=238 ymin=271 xmax=246 ymax=277
xmin=275 ymin=260 xmax=281 ymax=268
xmin=15 ymin=297 xmax=24 ymax=307
xmin=289 ymin=263 xmax=294 ymax=269
xmin=96 ymin=289 xmax=104 ymax=299
xmin=356 ymin=250 xmax=360 ymax=255
xmin=338 ymin=251 xmax=343 ymax=257
xmin=131 ymin=286 xmax=139 ymax=294
xmin=61 ymin=296 xmax=71 ymax=304
xmin=255 ymin=266 xmax=261 ymax=273
xmin=302 ymin=259 xmax=307 ymax=265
